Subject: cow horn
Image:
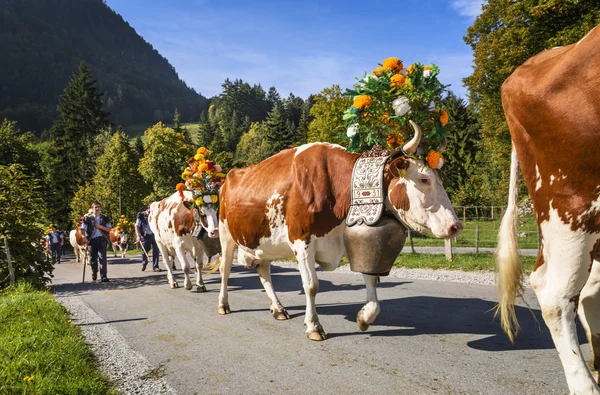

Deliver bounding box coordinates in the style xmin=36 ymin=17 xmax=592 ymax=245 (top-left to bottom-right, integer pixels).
xmin=402 ymin=120 xmax=422 ymax=155
xmin=438 ymin=135 xmax=447 ymax=154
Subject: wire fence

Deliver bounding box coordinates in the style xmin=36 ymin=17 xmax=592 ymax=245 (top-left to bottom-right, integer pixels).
xmin=407 ymin=205 xmax=539 ymax=251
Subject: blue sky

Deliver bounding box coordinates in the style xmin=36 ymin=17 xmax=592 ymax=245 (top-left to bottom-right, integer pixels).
xmin=105 ymin=0 xmax=484 ymax=100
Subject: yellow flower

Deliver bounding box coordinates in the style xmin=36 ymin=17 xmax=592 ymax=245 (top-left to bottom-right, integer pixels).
xmin=390 ymin=74 xmax=406 ymax=88
xmin=404 ymin=78 xmax=413 ymax=88
xmin=196 ymin=147 xmax=208 ymax=156
xmin=210 ymin=195 xmax=218 ymax=204
xmin=194 ymin=153 xmax=205 ymax=161
xmin=372 ymin=67 xmax=385 ymax=77
xmin=406 ymin=64 xmax=417 ymax=75
xmin=382 ymin=57 xmax=403 ymax=72
xmin=423 ymin=65 xmax=431 ymax=71
xmin=68 ymin=319 xmax=72 ymax=323
xmin=195 ymin=197 xmax=203 ymax=206
xmin=426 ymin=150 xmax=444 ymax=169
xmin=198 ymin=163 xmax=208 ymax=173
xmin=182 ymin=170 xmax=192 ymax=180
xmin=216 ymin=173 xmax=226 ymax=178
xmin=386 ymin=132 xmax=404 ymax=149
xmin=353 ymin=95 xmax=372 ymax=109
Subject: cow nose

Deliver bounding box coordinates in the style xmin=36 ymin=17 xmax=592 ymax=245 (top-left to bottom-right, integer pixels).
xmin=210 ymin=230 xmax=220 ymax=239
xmin=449 ymin=222 xmax=463 ymax=237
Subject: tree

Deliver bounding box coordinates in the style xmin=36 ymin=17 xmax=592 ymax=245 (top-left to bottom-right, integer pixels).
xmin=46 ymin=61 xmax=111 ymax=228
xmin=138 ymin=122 xmax=194 ymax=201
xmin=439 ymin=92 xmax=480 ymax=200
xmin=464 ymin=1 xmax=600 ymax=204
xmin=134 ymin=135 xmax=145 ymax=159
xmin=307 ymin=85 xmax=352 ymax=146
xmin=0 ymin=119 xmax=41 ymax=177
xmin=235 ymin=122 xmax=272 ymax=166
xmin=0 ymin=164 xmax=52 ymax=289
xmin=265 ymin=105 xmax=295 ymax=156
xmin=71 ymin=130 xmax=150 ymax=223
xmin=173 ymin=108 xmax=192 ymax=144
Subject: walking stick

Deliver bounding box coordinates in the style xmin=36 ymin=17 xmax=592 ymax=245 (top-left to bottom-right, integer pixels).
xmin=82 ymin=244 xmax=89 ymax=283
xmin=138 ymin=239 xmax=153 ymax=266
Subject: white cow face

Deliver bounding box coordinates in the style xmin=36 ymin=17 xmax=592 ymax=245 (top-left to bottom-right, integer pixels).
xmin=385 ymin=156 xmax=462 ymax=239
xmin=197 ymin=205 xmax=220 ymax=238
xmin=121 ymin=233 xmax=128 ymax=245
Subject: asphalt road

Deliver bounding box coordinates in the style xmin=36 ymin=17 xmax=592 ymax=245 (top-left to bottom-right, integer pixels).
xmin=51 ymin=253 xmax=583 ymax=395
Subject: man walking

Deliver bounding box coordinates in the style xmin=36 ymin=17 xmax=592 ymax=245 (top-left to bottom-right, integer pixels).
xmin=136 ymin=206 xmax=161 ymax=272
xmin=80 ymin=201 xmax=112 ymax=282
xmin=47 ymin=225 xmax=64 ymax=264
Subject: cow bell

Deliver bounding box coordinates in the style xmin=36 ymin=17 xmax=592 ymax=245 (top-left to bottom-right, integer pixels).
xmin=343 ymin=215 xmax=406 ymax=276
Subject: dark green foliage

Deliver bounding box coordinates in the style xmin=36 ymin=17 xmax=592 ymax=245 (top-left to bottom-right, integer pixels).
xmin=265 ymin=105 xmax=295 ymax=156
xmin=134 ymin=135 xmax=145 ymax=159
xmin=45 ymin=62 xmax=110 ymax=229
xmin=440 ymin=92 xmax=480 ymax=199
xmin=0 ymin=165 xmax=52 ymax=290
xmin=173 ymin=109 xmax=192 ymax=144
xmin=0 ymin=119 xmax=42 ymax=177
xmin=1 ymin=0 xmax=208 ymax=133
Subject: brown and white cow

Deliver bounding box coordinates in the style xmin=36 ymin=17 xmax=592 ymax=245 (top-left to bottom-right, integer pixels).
xmin=109 ymin=228 xmax=128 ymax=258
xmin=149 ymin=190 xmax=220 ymax=291
xmin=497 ymin=24 xmax=600 ymax=394
xmin=69 ymin=229 xmax=88 ymax=264
xmin=217 ymin=121 xmax=462 ymax=341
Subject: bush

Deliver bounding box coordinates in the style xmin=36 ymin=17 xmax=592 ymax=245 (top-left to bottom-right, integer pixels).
xmin=0 ymin=164 xmax=53 ymax=289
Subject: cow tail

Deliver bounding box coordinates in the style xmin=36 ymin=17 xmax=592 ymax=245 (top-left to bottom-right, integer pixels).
xmin=495 ymin=143 xmax=523 ymax=342
xmin=203 ymin=256 xmax=221 ymax=275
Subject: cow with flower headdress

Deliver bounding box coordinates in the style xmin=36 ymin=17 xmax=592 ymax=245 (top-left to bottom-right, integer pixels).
xmin=109 ymin=215 xmax=131 ymax=258
xmin=149 ymin=147 xmax=225 ymax=290
xmin=214 ymin=57 xmax=463 ymax=341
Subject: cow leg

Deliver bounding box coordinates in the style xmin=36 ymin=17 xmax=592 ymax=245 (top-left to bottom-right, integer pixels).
xmin=294 ymin=241 xmax=326 ymax=341
xmin=112 ymin=243 xmax=117 ymax=258
xmin=158 ymin=243 xmax=179 ymax=288
xmin=217 ymin=223 xmax=235 ymax=315
xmin=530 ymin=233 xmax=599 ymax=394
xmin=193 ymin=243 xmax=207 ymax=292
xmin=578 ymin=250 xmax=600 ymax=383
xmin=256 ymin=261 xmax=290 ymax=320
xmin=173 ymin=240 xmax=193 ymax=290
xmin=357 ymin=274 xmax=381 ymax=331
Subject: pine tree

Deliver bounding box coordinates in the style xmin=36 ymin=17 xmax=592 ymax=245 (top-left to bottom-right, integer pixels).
xmin=173 ymin=108 xmax=192 ymax=144
xmin=46 ymin=61 xmax=111 ymax=229
xmin=134 ymin=135 xmax=144 ymax=159
xmin=265 ymin=105 xmax=295 ymax=156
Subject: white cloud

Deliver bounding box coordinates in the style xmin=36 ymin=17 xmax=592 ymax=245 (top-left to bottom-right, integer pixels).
xmin=451 ymin=0 xmax=484 ymax=18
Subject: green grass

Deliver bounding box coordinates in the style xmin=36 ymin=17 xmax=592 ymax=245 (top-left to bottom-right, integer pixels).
xmin=125 ymin=122 xmax=200 ymax=143
xmin=408 ymin=215 xmax=539 ymax=249
xmin=0 ymin=283 xmax=115 ymax=394
xmin=393 ymin=252 xmax=536 ymax=273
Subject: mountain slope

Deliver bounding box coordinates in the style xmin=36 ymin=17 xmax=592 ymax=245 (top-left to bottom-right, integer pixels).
xmin=1 ymin=0 xmax=208 ymax=133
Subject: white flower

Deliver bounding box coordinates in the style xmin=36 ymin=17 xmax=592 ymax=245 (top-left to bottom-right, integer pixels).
xmin=346 ymin=123 xmax=359 ymax=138
xmin=392 ymin=97 xmax=411 ymax=116
xmin=203 ymin=195 xmax=212 ymax=203
xmin=429 ymin=101 xmax=435 ymax=110
xmin=423 ymin=69 xmax=433 ymax=78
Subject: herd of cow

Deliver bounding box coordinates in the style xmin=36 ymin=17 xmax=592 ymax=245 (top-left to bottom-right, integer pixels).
xmin=66 ymin=25 xmax=600 ymax=393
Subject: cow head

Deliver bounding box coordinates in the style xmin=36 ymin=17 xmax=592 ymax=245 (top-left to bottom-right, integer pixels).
xmin=384 ymin=121 xmax=462 ymax=239
xmin=197 ymin=204 xmax=219 ymax=238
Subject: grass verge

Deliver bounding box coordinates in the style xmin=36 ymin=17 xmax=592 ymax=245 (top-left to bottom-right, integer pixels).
xmin=393 ymin=253 xmax=536 ymax=273
xmin=0 ymin=282 xmax=115 ymax=394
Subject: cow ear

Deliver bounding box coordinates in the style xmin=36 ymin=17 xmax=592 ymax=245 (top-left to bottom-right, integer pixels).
xmin=387 ymin=156 xmax=409 ymax=179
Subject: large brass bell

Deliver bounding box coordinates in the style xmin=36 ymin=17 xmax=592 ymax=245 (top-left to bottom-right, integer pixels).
xmin=343 ymin=215 xmax=406 ymax=276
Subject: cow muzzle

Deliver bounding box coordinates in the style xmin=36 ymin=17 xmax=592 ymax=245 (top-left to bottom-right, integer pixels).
xmin=209 ymin=229 xmax=219 ymax=238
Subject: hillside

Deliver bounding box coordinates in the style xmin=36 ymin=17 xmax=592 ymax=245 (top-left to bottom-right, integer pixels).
xmin=1 ymin=0 xmax=209 ymax=133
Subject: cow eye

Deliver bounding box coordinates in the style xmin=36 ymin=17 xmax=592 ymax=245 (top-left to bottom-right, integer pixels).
xmin=420 ymin=178 xmax=430 ymax=185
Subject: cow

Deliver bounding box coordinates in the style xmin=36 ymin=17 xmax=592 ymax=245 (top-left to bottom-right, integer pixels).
xmin=69 ymin=228 xmax=88 ymax=264
xmin=216 ymin=121 xmax=462 ymax=341
xmin=149 ymin=190 xmax=220 ymax=291
xmin=496 ymin=24 xmax=600 ymax=394
xmin=109 ymin=228 xmax=128 ymax=258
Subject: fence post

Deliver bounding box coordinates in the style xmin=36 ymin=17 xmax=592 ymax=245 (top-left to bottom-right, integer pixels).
xmin=491 ymin=205 xmax=494 ymax=219
xmin=4 ymin=237 xmax=15 ymax=286
xmin=407 ymin=230 xmax=415 ymax=253
xmin=475 ymin=206 xmax=479 ymax=219
xmin=475 ymin=224 xmax=480 ymax=254
xmin=463 ymin=207 xmax=466 ymax=223
xmin=445 ymin=238 xmax=453 ymax=261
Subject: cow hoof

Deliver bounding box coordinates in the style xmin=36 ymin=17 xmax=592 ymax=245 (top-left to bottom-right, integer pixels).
xmin=307 ymin=330 xmax=327 ymax=341
xmin=170 ymin=282 xmax=179 ymax=289
xmin=357 ymin=317 xmax=370 ymax=332
xmin=217 ymin=304 xmax=231 ymax=315
xmin=272 ymin=309 xmax=290 ymax=320
xmin=196 ymin=285 xmax=207 ymax=293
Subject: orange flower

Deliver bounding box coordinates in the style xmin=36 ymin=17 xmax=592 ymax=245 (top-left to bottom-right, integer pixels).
xmin=381 ymin=113 xmax=390 ymax=124
xmin=404 ymin=78 xmax=413 ymax=88
xmin=386 ymin=132 xmax=404 ymax=149
xmin=439 ymin=110 xmax=449 ymax=126
xmin=426 ymin=150 xmax=444 ymax=169
xmin=196 ymin=147 xmax=208 ymax=156
xmin=423 ymin=66 xmax=431 ymax=71
xmin=406 ymin=64 xmax=417 ymax=75
xmin=372 ymin=67 xmax=385 ymax=77
xmin=353 ymin=95 xmax=373 ymax=109
xmin=197 ymin=163 xmax=208 ymax=173
xmin=382 ymin=57 xmax=403 ymax=72
xmin=176 ymin=182 xmax=186 ymax=200
xmin=390 ymin=74 xmax=406 ymax=88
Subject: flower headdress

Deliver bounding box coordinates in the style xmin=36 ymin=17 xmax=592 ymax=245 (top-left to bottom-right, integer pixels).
xmin=343 ymin=57 xmax=449 ymax=169
xmin=115 ymin=215 xmax=133 ymax=234
xmin=177 ymin=147 xmax=226 ymax=208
